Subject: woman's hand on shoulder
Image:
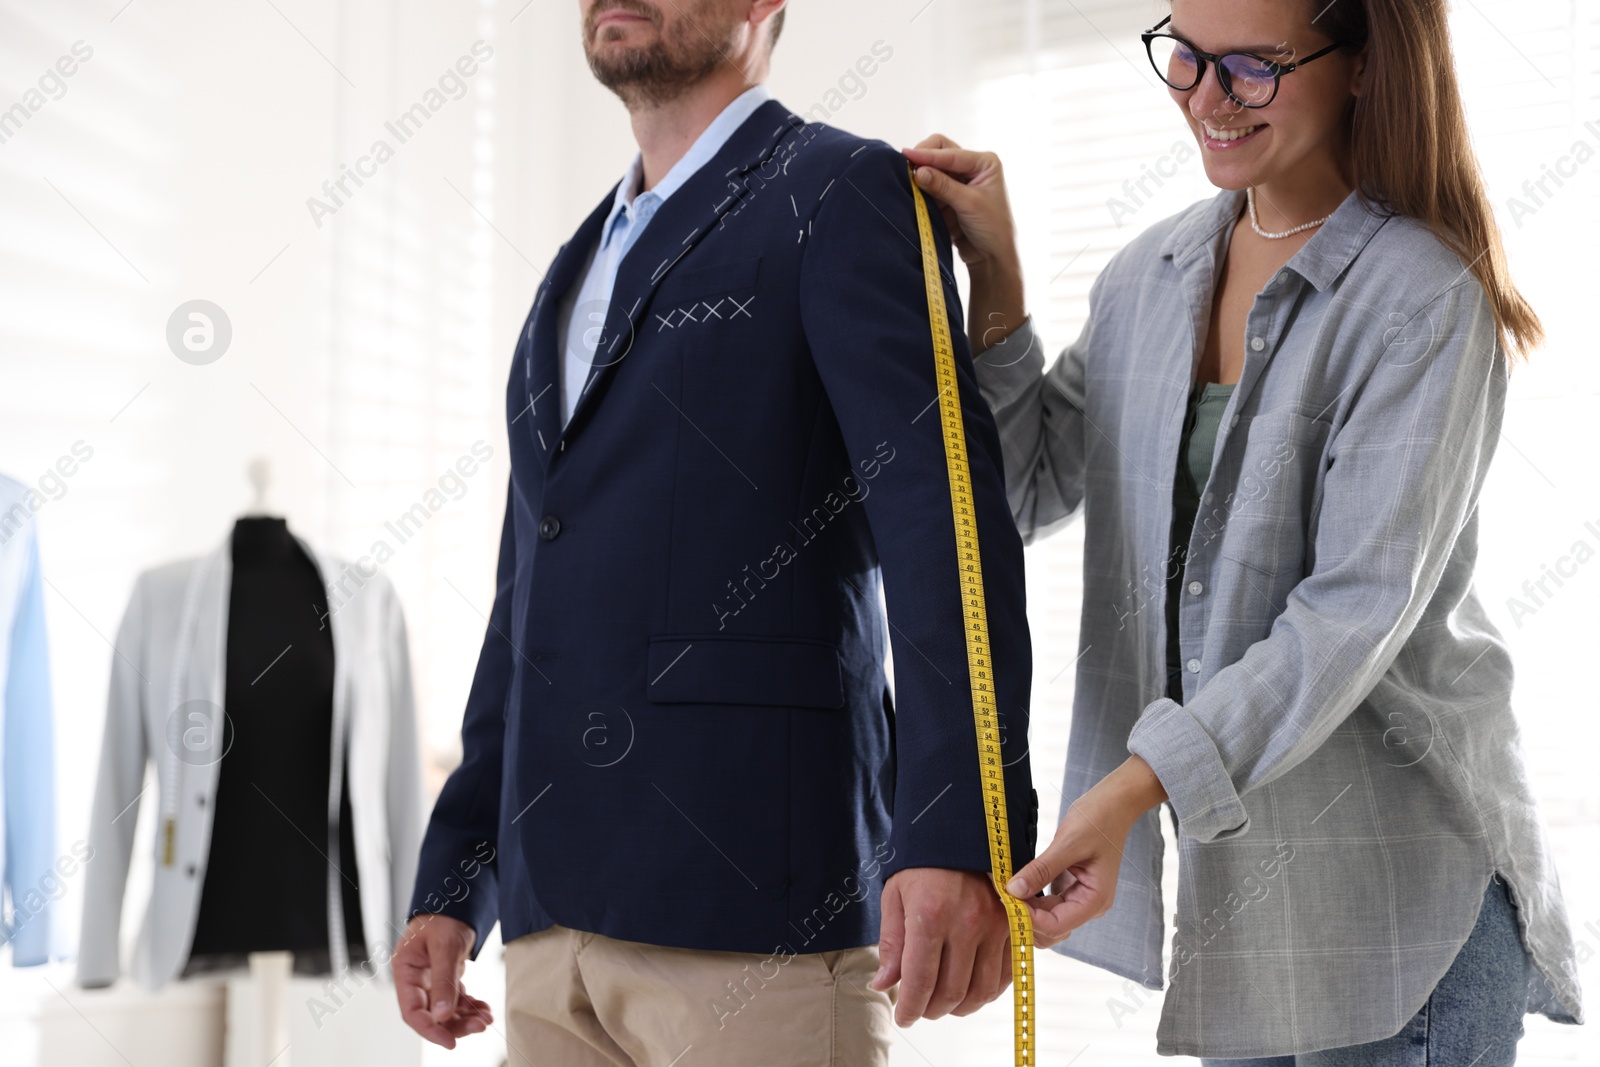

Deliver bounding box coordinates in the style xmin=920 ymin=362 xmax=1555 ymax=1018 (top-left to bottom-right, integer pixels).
xmin=903 ymin=135 xmax=1020 ymax=277
xmin=904 ymin=135 xmax=1028 ymax=353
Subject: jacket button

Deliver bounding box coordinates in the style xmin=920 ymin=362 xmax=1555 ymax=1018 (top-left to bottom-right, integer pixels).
xmin=539 ymin=516 xmax=561 ymax=541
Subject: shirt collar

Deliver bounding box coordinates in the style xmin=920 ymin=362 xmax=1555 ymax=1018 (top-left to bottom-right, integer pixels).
xmin=1161 ymin=187 xmax=1393 ymax=292
xmin=600 ymin=83 xmax=773 ymax=249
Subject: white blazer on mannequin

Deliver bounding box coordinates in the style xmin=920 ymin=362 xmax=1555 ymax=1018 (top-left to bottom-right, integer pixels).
xmin=77 ymin=532 xmax=423 ymax=990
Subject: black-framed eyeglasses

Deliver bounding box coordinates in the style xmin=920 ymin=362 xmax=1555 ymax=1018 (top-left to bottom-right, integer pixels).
xmin=1141 ymin=15 xmax=1343 ymax=108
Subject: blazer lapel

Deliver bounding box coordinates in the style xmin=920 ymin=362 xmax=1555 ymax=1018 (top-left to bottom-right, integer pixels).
xmin=559 ymin=100 xmax=802 ymax=444
xmin=522 ymin=192 xmax=616 ymax=470
xmin=163 ymin=541 xmax=229 ymax=836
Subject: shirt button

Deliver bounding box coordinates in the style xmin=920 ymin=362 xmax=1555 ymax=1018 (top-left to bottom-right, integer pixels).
xmin=1188 ymin=581 xmax=1203 ymax=595
xmin=185 ymin=864 xmax=197 ymax=877
xmin=538 ymin=515 xmax=562 ymax=541
xmin=1203 ymin=492 xmax=1215 ymax=504
xmin=1186 ymin=658 xmax=1201 ymax=674
xmin=1250 ymin=336 xmax=1266 ymax=352
xmin=1230 ymin=415 xmax=1240 ymax=428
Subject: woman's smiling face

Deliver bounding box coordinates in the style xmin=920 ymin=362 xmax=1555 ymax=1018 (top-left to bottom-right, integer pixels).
xmin=1167 ymin=0 xmax=1365 ymax=193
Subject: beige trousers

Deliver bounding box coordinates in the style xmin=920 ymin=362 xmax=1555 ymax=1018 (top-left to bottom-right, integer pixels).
xmin=503 ymin=925 xmax=894 ymax=1067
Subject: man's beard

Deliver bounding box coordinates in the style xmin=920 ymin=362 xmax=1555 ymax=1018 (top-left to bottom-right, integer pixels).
xmin=585 ymin=1 xmax=735 ymax=109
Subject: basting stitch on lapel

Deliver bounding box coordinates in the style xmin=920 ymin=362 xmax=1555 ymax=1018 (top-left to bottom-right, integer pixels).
xmin=714 ymin=125 xmax=807 ymax=233
xmin=515 ymin=186 xmax=625 ymax=473
xmin=561 ymin=108 xmax=813 ymax=439
xmin=605 ymin=297 xmax=644 ymax=358
xmin=651 ymin=245 xmax=694 ymax=284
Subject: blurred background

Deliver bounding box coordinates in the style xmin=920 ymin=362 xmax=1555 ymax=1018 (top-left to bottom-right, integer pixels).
xmin=0 ymin=0 xmax=1595 ymax=1064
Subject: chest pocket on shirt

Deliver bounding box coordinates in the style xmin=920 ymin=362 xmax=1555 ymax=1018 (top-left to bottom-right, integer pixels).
xmin=650 ymin=257 xmax=761 ymax=335
xmin=1205 ymin=410 xmax=1331 ymax=594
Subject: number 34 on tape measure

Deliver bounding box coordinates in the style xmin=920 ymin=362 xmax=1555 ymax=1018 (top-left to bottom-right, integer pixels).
xmin=906 ymin=162 xmax=1035 ymax=1067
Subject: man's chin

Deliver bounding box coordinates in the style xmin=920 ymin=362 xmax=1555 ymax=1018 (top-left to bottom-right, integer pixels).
xmin=589 ymin=55 xmax=708 ymax=108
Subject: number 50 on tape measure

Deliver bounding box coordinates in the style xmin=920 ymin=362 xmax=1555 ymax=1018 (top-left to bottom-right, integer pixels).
xmin=906 ymin=162 xmax=1035 ymax=1067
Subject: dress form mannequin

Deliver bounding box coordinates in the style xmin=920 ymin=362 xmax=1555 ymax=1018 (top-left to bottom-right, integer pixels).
xmin=77 ymin=459 xmax=423 ymax=1066
xmin=185 ymin=464 xmax=363 ymax=972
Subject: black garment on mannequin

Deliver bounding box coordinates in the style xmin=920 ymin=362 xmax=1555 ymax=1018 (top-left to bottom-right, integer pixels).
xmin=186 ymin=517 xmax=365 ymax=969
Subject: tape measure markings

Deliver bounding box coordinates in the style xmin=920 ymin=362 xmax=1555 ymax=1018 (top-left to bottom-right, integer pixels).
xmin=907 ymin=161 xmax=1035 ymax=1067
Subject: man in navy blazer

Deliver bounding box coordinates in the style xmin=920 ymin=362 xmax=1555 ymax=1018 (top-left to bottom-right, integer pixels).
xmin=393 ymin=2 xmax=1034 ymax=1062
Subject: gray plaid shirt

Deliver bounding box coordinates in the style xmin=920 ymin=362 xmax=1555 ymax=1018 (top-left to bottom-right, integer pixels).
xmin=974 ymin=189 xmax=1582 ymax=1057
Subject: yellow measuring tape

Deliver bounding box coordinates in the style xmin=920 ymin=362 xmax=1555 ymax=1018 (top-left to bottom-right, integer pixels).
xmin=907 ymin=162 xmax=1034 ymax=1066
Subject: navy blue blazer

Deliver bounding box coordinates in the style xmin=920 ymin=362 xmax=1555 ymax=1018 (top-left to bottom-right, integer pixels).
xmin=410 ymin=99 xmax=1035 ymax=956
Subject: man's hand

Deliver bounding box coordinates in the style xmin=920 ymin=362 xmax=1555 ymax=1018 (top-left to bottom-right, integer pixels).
xmin=869 ymin=867 xmax=1012 ymax=1026
xmin=391 ymin=914 xmax=494 ymax=1048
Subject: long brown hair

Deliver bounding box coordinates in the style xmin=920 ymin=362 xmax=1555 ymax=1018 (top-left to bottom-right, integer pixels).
xmin=1315 ymin=0 xmax=1542 ymax=356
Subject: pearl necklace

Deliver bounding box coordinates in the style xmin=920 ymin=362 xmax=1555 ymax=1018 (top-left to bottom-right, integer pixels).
xmin=1247 ymin=187 xmax=1333 ymax=239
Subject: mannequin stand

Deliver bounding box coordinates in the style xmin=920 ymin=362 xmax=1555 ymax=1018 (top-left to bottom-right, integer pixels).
xmin=240 ymin=951 xmax=291 ymax=1067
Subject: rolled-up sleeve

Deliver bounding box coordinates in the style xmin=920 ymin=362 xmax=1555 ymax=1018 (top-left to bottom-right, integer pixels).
xmin=1129 ymin=279 xmax=1505 ymax=843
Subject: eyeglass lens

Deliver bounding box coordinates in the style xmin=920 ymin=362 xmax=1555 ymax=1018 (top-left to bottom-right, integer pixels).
xmin=1146 ymin=35 xmax=1280 ymax=106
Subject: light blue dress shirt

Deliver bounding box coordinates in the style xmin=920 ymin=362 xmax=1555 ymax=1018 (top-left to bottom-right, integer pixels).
xmin=556 ymin=84 xmax=772 ymax=425
xmin=0 ymin=475 xmax=58 ymax=966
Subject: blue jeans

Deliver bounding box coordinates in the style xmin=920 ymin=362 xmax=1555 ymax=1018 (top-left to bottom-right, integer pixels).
xmin=1203 ymin=875 xmax=1529 ymax=1067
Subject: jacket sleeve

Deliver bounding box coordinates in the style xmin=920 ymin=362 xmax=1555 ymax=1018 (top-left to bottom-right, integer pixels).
xmin=970 ymin=300 xmax=1094 ymax=545
xmin=799 ymin=144 xmax=1035 ymax=878
xmin=382 ymin=581 xmax=424 ymax=955
xmin=408 ymin=481 xmax=516 ymax=956
xmin=3 ymin=529 xmax=58 ymax=966
xmin=77 ymin=574 xmax=150 ymax=987
xmin=1128 ymin=280 xmax=1506 ymax=843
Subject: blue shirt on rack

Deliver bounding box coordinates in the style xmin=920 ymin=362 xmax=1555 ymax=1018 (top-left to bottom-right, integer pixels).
xmin=0 ymin=474 xmax=58 ymax=966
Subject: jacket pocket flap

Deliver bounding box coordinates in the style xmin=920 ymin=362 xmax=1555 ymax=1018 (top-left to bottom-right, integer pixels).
xmin=646 ymin=635 xmax=843 ymax=710
xmin=657 ymin=257 xmax=760 ymax=302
